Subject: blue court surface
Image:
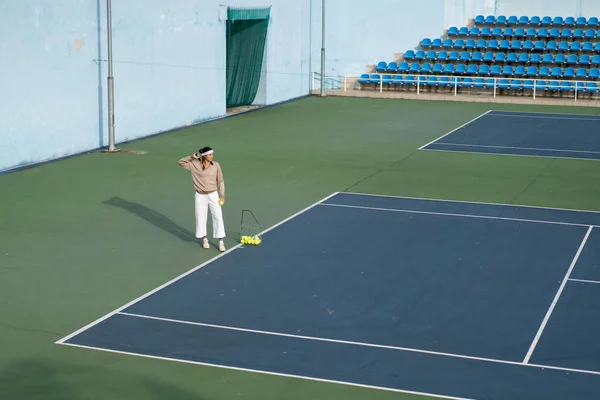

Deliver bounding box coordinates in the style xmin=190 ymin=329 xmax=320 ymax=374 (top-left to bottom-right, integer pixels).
xmin=421 ymin=110 xmax=600 ymax=161
xmin=57 ymin=192 xmax=600 ymax=400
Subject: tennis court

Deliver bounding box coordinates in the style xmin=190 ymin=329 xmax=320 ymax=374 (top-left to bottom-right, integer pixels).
xmin=3 ymin=97 xmax=600 ymax=400
xmin=421 ymin=110 xmax=600 ymax=161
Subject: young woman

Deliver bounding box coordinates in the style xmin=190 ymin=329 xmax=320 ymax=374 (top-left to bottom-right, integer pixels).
xmin=178 ymin=146 xmax=226 ymax=251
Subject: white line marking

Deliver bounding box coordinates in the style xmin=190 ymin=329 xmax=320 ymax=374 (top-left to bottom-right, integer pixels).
xmin=58 ymin=342 xmax=474 ymax=400
xmin=488 ymin=109 xmax=600 ymax=118
xmin=418 ymin=110 xmax=492 ymax=150
xmin=420 ymin=146 xmax=600 ymax=162
xmin=55 ymin=192 xmax=341 ymax=345
xmin=487 ymin=114 xmax=600 ymax=121
xmin=432 ymin=142 xmax=600 ymax=155
xmin=341 ymin=192 xmax=600 ymax=216
xmin=569 ymin=278 xmax=600 ymax=285
xmin=320 ymin=203 xmax=598 ymax=228
xmin=65 ymin=312 xmax=600 ymax=377
xmin=523 ymin=226 xmax=594 ymax=364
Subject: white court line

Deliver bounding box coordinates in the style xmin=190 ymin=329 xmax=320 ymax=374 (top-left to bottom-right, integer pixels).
xmin=419 ymin=146 xmax=600 ymax=162
xmin=488 ymin=109 xmax=600 ymax=118
xmin=431 ymin=142 xmax=600 ymax=155
xmin=320 ymin=203 xmax=599 ymax=228
xmin=342 ymin=191 xmax=600 ymax=216
xmin=58 ymin=342 xmax=473 ymax=400
xmin=55 ymin=191 xmax=341 ymax=345
xmin=569 ymin=278 xmax=600 ymax=285
xmin=65 ymin=311 xmax=600 ymax=377
xmin=486 ymin=113 xmax=600 ymax=121
xmin=418 ymin=110 xmax=492 ymax=150
xmin=523 ymin=226 xmax=594 ymax=364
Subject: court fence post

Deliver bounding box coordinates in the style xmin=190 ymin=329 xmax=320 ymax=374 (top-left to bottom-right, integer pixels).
xmin=454 ymin=76 xmax=457 ymax=96
xmin=493 ymin=78 xmax=497 ymax=98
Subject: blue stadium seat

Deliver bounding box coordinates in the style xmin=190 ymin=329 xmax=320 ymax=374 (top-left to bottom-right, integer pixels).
xmin=535 ymin=80 xmax=547 ymax=90
xmin=476 ymin=39 xmax=487 ymax=50
xmin=546 ymin=41 xmax=558 ymax=52
xmin=588 ymin=17 xmax=599 ymax=27
xmin=499 ymin=40 xmax=510 ymax=50
xmin=589 ymin=68 xmax=600 ymax=79
xmin=448 ymin=51 xmax=459 ymax=61
xmin=415 ymin=50 xmax=425 ymax=60
xmin=585 ymin=82 xmax=598 ymax=93
xmin=530 ymin=54 xmax=542 ymax=64
xmin=538 ymin=28 xmax=549 ymax=37
xmin=421 ymin=38 xmax=432 ymax=48
xmin=560 ymin=81 xmax=573 ymax=91
xmin=494 ymin=53 xmax=506 ymax=63
xmin=484 ymin=15 xmax=495 ymax=25
xmin=554 ymin=54 xmax=566 ymax=64
xmin=514 ymin=66 xmax=526 ymax=77
xmin=522 ymin=40 xmax=534 ymax=51
xmin=576 ymin=17 xmax=587 ymax=26
xmin=592 ymin=55 xmax=600 ymax=66
xmin=525 ymin=28 xmax=537 ymax=38
xmin=510 ymin=40 xmax=522 ymax=50
xmin=480 ymin=27 xmax=491 ymax=37
xmin=526 ymin=66 xmax=538 ymax=76
xmin=541 ymin=16 xmax=552 ymax=26
xmin=402 ymin=76 xmax=416 ymax=86
xmin=443 ymin=64 xmax=455 ymax=74
xmin=469 ymin=27 xmax=480 ymax=36
xmin=474 ymin=15 xmax=485 ymax=25
xmin=437 ymin=51 xmax=449 ymax=61
xmin=498 ymin=78 xmax=510 ymax=89
xmin=432 ymin=63 xmax=443 ymax=74
xmin=552 ymin=17 xmax=564 ymax=26
xmin=404 ymin=50 xmax=416 ymax=61
xmin=488 ymin=39 xmax=500 ymax=50
xmin=466 ymin=64 xmax=478 ymax=75
xmin=548 ymin=81 xmax=561 ymax=91
xmin=502 ymin=65 xmax=514 ymax=76
xmin=582 ymin=42 xmax=594 ymax=52
xmin=443 ymin=39 xmax=454 ymax=48
xmin=398 ymin=62 xmax=409 ymax=72
xmin=421 ymin=63 xmax=432 ymax=73
xmin=376 ymin=62 xmax=387 ymax=72
xmin=458 ymin=27 xmax=469 ymax=36
xmin=358 ymin=74 xmax=370 ymax=84
xmin=564 ymin=17 xmax=575 ymax=26
xmin=530 ymin=16 xmax=541 ymax=25
xmin=504 ymin=27 xmax=515 ymax=37
xmin=506 ymin=53 xmax=518 ymax=63
xmin=510 ymin=79 xmax=522 ymax=89
xmin=563 ymin=67 xmax=575 ymax=78
xmin=483 ymin=52 xmax=495 ymax=62
xmin=534 ymin=41 xmax=546 ymax=51
xmin=523 ymin=80 xmax=535 ymax=90
xmin=541 ymin=54 xmax=554 ymax=64
xmin=465 ymin=39 xmax=476 ymax=49
xmin=518 ymin=16 xmax=529 ymax=25
xmin=478 ymin=65 xmax=490 ymax=75
xmin=558 ymin=41 xmax=569 ymax=52
xmin=425 ymin=76 xmax=438 ymax=86
xmin=595 ymin=43 xmax=600 ymax=52
xmin=369 ymin=74 xmax=381 ymax=84
xmin=425 ymin=51 xmax=437 ymax=61
xmin=575 ymin=68 xmax=587 ymax=78
xmin=392 ymin=75 xmax=403 ymax=85
xmin=431 ymin=38 xmax=443 ymax=48
xmin=455 ymin=64 xmax=467 ymax=74
xmin=550 ymin=67 xmax=563 ymax=77
xmin=580 ymin=55 xmax=591 ymax=65
xmin=439 ymin=77 xmax=451 ymax=87
xmin=409 ymin=63 xmax=420 ymax=73
xmin=471 ymin=52 xmax=483 ymax=62
xmin=514 ymin=28 xmax=525 ymax=38
xmin=507 ymin=16 xmax=518 ymax=25
xmin=453 ymin=39 xmax=465 ymax=49
xmin=386 ymin=62 xmax=398 ymax=71
xmin=472 ymin=78 xmax=485 ymax=88
xmin=561 ymin=28 xmax=572 ymax=38
xmin=570 ymin=42 xmax=581 ymax=52
xmin=459 ymin=51 xmax=471 ymax=62
xmin=548 ymin=28 xmax=560 ymax=38
xmin=573 ymin=29 xmax=584 ymax=39
xmin=496 ymin=16 xmax=507 ymax=25
xmin=460 ymin=77 xmax=474 ymax=87
xmin=447 ymin=27 xmax=459 ymax=36
xmin=517 ymin=53 xmax=529 ymax=63
xmin=538 ymin=66 xmax=550 ymax=77
xmin=381 ymin=75 xmax=392 ymax=84
xmin=491 ymin=27 xmax=503 ymax=37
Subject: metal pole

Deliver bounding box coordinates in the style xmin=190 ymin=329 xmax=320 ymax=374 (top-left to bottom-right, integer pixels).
xmin=106 ymin=0 xmax=118 ymax=152
xmin=320 ymin=0 xmax=326 ymax=97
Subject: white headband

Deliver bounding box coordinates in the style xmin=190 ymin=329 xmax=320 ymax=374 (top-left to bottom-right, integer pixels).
xmin=201 ymin=150 xmax=213 ymax=156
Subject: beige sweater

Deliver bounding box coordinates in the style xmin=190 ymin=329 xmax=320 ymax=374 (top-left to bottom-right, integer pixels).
xmin=178 ymin=156 xmax=225 ymax=197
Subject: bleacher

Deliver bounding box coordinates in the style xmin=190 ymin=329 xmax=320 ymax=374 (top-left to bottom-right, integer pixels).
xmin=359 ymin=15 xmax=600 ymax=97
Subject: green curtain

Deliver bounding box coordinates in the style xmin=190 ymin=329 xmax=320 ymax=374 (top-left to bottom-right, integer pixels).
xmin=226 ymin=7 xmax=270 ymax=107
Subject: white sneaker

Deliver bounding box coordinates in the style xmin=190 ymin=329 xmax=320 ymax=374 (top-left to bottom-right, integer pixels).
xmin=202 ymin=238 xmax=210 ymax=249
xmin=218 ymin=240 xmax=226 ymax=252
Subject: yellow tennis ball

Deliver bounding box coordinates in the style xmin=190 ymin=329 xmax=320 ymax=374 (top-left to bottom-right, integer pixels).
xmin=219 ymin=199 xmax=224 ymax=206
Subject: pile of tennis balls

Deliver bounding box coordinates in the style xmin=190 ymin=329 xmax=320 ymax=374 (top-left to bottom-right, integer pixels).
xmin=241 ymin=235 xmax=262 ymax=245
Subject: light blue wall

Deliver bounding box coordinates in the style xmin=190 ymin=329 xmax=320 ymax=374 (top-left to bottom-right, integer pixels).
xmin=0 ymin=0 xmax=313 ymax=172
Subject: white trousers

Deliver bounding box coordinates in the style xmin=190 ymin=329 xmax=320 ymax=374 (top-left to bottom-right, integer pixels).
xmin=194 ymin=191 xmax=225 ymax=239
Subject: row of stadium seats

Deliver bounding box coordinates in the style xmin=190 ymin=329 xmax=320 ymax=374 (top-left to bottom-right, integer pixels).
xmin=445 ymin=26 xmax=599 ymax=39
xmin=402 ymin=52 xmax=600 ymax=65
xmin=358 ymin=74 xmax=600 ymax=92
xmin=376 ymin=63 xmax=600 ymax=79
xmin=473 ymin=15 xmax=599 ymax=27
xmin=420 ymin=39 xmax=600 ymax=52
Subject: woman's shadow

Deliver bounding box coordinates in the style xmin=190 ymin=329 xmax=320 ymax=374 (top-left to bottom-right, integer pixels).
xmin=103 ymin=197 xmax=196 ymax=242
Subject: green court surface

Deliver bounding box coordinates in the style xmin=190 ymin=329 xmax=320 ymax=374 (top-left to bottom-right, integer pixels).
xmin=1 ymin=96 xmax=600 ymax=400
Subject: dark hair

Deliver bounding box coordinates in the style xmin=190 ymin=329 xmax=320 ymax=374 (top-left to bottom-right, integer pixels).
xmin=198 ymin=146 xmax=212 ymax=155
